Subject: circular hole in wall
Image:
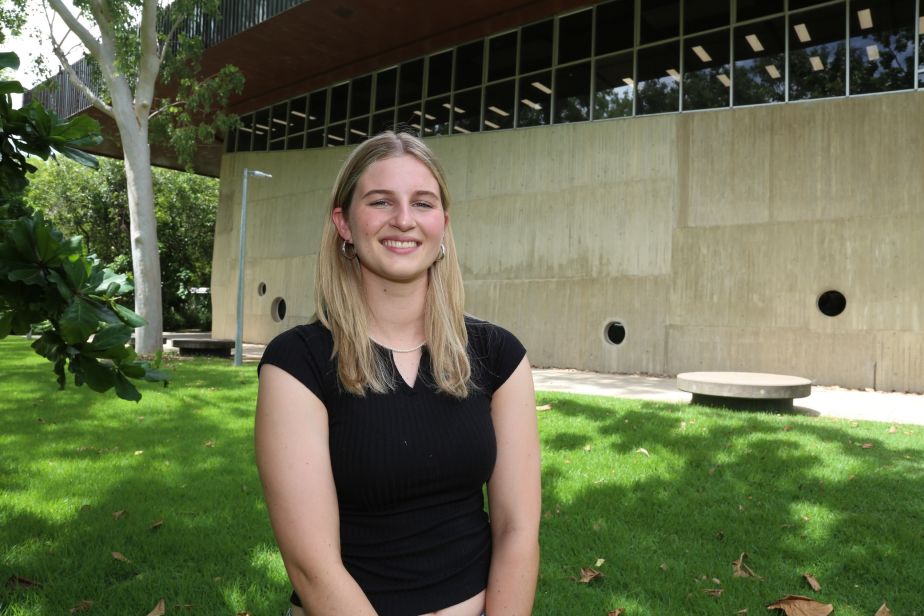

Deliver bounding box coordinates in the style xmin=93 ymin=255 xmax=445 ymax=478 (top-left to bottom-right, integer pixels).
xmin=271 ymin=297 xmax=287 ymax=322
xmin=604 ymin=321 xmax=626 ymax=345
xmin=257 ymin=282 xmax=267 ymax=296
xmin=817 ymin=290 xmax=846 ymax=317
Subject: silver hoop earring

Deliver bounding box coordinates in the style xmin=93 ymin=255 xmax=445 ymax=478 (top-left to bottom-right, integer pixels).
xmin=341 ymin=240 xmax=357 ymax=260
xmin=435 ymin=242 xmax=446 ymax=262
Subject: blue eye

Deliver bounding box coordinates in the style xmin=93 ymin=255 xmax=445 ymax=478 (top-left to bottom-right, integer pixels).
xmin=414 ymin=201 xmax=434 ymax=209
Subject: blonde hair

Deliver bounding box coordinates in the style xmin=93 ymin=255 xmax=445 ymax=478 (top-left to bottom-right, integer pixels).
xmin=315 ymin=131 xmax=471 ymax=398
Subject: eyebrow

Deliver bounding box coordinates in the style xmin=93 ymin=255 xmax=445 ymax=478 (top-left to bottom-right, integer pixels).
xmin=359 ymin=188 xmax=441 ymax=200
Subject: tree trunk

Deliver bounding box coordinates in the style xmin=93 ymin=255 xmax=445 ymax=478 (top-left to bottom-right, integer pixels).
xmin=119 ymin=121 xmax=164 ymax=356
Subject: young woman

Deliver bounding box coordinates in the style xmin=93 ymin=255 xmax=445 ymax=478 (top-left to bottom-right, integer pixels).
xmin=255 ymin=131 xmax=541 ymax=616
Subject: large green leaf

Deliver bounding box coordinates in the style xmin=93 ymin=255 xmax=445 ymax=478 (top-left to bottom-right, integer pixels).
xmin=0 ymin=51 xmax=20 ymax=71
xmin=112 ymin=303 xmax=147 ymax=328
xmin=56 ymin=145 xmax=99 ymax=169
xmin=0 ymin=311 xmax=12 ymax=339
xmin=61 ymin=258 xmax=90 ymax=290
xmin=7 ymin=267 xmax=45 ymax=286
xmin=31 ymin=332 xmax=63 ymax=360
xmin=0 ymin=80 xmax=24 ymax=95
xmin=75 ymin=356 xmax=116 ymax=393
xmin=47 ymin=270 xmax=74 ymax=300
xmin=113 ymin=372 xmax=141 ymax=402
xmin=88 ymin=323 xmax=133 ymax=349
xmin=120 ymin=362 xmax=146 ymax=379
xmin=59 ymin=297 xmax=107 ymax=344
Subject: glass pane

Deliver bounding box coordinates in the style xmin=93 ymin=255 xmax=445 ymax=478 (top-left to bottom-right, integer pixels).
xmin=790 ymin=0 xmax=832 ymax=9
xmin=269 ymin=138 xmax=285 ymax=151
xmin=399 ymin=58 xmax=424 ymax=104
xmin=640 ymin=0 xmax=680 ymax=45
xmin=286 ymin=132 xmax=304 ymax=150
xmin=789 ymin=3 xmax=846 ymax=101
xmin=270 ymin=103 xmax=288 ymax=141
xmin=397 ymin=104 xmax=423 ymax=135
xmin=308 ymin=90 xmax=326 ymax=129
xmin=253 ymin=108 xmax=270 ymax=150
xmin=350 ymin=75 xmax=372 ymax=118
xmin=288 ymin=96 xmax=307 ymax=134
xmin=683 ymin=29 xmax=730 ymax=110
xmin=329 ymin=83 xmax=348 ymax=123
xmin=488 ymin=31 xmax=518 ymax=81
xmin=685 ymin=0 xmax=729 ymax=35
xmin=326 ymin=122 xmax=346 ymax=146
xmin=372 ymin=109 xmax=396 ymax=134
xmin=347 ymin=116 xmax=369 ymax=144
xmin=596 ymin=0 xmax=635 ymax=55
xmin=423 ymin=96 xmax=451 ymax=136
xmin=453 ymin=88 xmax=481 ymax=134
xmin=306 ymin=129 xmax=324 ymax=148
xmin=850 ymin=0 xmax=915 ymax=94
xmin=636 ymin=41 xmax=680 ymax=114
xmin=483 ymin=79 xmax=515 ymax=130
xmin=518 ymin=70 xmax=552 ymax=126
xmin=554 ymin=61 xmax=591 ymax=123
xmin=559 ymin=9 xmax=592 ymax=64
xmin=733 ymin=17 xmax=785 ymax=105
xmin=520 ymin=19 xmax=554 ymax=73
xmin=428 ymin=50 xmax=453 ymax=97
xmin=237 ymin=114 xmax=253 ymax=151
xmin=455 ymin=41 xmax=484 ymax=90
xmin=920 ymin=2 xmax=924 ymax=86
xmin=375 ymin=68 xmax=397 ymax=110
xmin=736 ymin=0 xmax=783 ymax=22
xmin=594 ymin=52 xmax=634 ymax=119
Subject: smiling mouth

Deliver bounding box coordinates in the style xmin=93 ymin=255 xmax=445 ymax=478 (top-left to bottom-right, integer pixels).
xmin=382 ymin=240 xmax=419 ymax=248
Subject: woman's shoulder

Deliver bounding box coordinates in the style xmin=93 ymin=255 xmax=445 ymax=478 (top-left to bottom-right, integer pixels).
xmin=260 ymin=320 xmax=333 ymax=373
xmin=464 ymin=315 xmax=526 ymax=393
xmin=266 ymin=320 xmax=332 ymax=349
xmin=464 ymin=314 xmax=521 ymax=347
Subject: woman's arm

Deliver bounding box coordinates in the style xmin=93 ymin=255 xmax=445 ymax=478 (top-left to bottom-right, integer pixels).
xmin=485 ymin=356 xmax=541 ymax=616
xmin=255 ymin=364 xmax=377 ymax=615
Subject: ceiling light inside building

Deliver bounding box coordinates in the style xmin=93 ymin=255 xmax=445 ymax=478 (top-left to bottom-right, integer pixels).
xmin=692 ymin=45 xmax=712 ymax=63
xmin=857 ymin=8 xmax=873 ymax=30
xmin=291 ymin=110 xmax=306 ymax=118
xmin=866 ymin=44 xmax=880 ymax=61
xmin=666 ymin=68 xmax=681 ymax=82
xmin=531 ymin=81 xmax=552 ymax=94
xmin=413 ymin=110 xmax=422 ymax=116
xmin=794 ymin=23 xmax=811 ymax=43
xmin=488 ymin=105 xmax=510 ymax=116
xmin=327 ymin=133 xmax=344 ymax=142
xmin=272 ymin=118 xmax=287 ymax=126
xmin=745 ymin=34 xmax=764 ymax=52
xmin=239 ymin=126 xmax=253 ymax=133
xmin=622 ymin=77 xmax=634 ymax=86
xmin=521 ymin=98 xmax=542 ymax=110
xmin=350 ymin=128 xmax=367 ymax=136
xmin=255 ymin=123 xmax=269 ymax=130
xmin=765 ymin=64 xmax=781 ymax=79
xmin=309 ymin=115 xmax=317 ymax=121
xmin=717 ymin=74 xmax=730 ymax=87
xmin=411 ymin=123 xmax=421 ymax=129
xmin=425 ymin=113 xmax=435 ymax=120
xmin=454 ymin=106 xmax=465 ymax=113
xmin=484 ymin=120 xmax=500 ymax=129
xmin=809 ymin=55 xmax=824 ymax=71
xmin=454 ymin=125 xmax=471 ymax=134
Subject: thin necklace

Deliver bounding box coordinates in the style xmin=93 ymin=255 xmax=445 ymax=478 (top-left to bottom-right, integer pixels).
xmin=369 ymin=335 xmax=425 ymax=353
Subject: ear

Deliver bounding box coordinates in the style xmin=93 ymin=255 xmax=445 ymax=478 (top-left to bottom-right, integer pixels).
xmin=332 ymin=207 xmax=352 ymax=242
xmin=443 ymin=211 xmax=449 ymax=228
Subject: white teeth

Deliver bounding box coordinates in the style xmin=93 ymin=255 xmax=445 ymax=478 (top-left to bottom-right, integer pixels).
xmin=383 ymin=240 xmax=417 ymax=248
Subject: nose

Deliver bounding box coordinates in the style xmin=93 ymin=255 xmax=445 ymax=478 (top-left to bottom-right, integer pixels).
xmin=390 ymin=200 xmax=416 ymax=231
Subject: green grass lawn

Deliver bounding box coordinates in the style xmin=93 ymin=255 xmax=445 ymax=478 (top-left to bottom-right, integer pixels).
xmin=1 ymin=337 xmax=922 ymax=615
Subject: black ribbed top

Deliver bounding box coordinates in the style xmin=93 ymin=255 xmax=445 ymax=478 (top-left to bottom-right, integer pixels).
xmin=258 ymin=316 xmax=526 ymax=616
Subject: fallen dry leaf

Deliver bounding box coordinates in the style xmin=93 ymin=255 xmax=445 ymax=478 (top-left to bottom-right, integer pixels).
xmin=536 ymin=404 xmax=552 ymax=412
xmin=112 ymin=510 xmax=126 ymax=519
xmin=236 ymin=612 xmax=253 ymax=616
xmin=659 ymin=563 xmax=668 ymax=571
xmin=712 ymin=577 xmax=722 ymax=585
xmin=874 ymin=602 xmax=892 ymax=616
xmin=783 ymin=425 xmax=793 ymax=431
xmin=584 ymin=444 xmax=592 ymax=452
xmin=636 ymin=448 xmax=650 ymax=457
xmin=732 ymin=552 xmax=761 ymax=578
xmin=736 ymin=610 xmax=749 ymax=615
xmin=803 ymin=572 xmax=821 ymax=592
xmin=150 ymin=519 xmax=164 ymax=530
xmin=595 ymin=558 xmax=606 ymax=567
xmin=111 ymin=551 xmax=131 ymax=563
xmin=6 ymin=575 xmax=41 ymax=589
xmin=862 ymin=443 xmax=874 ymax=449
xmin=887 ymin=426 xmax=897 ymax=433
xmin=766 ymin=595 xmax=834 ymax=616
xmin=608 ymin=609 xmax=625 ymax=616
xmin=204 ymin=440 xmax=215 ymax=448
xmin=146 ymin=599 xmax=166 ymax=616
xmin=134 ymin=450 xmax=144 ymax=456
xmin=70 ymin=600 xmax=94 ymax=613
xmin=703 ymin=588 xmax=723 ymax=597
xmin=578 ymin=567 xmax=603 ymax=583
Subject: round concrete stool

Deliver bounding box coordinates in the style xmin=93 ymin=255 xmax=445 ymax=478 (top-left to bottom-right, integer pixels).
xmin=677 ymin=371 xmax=812 ymax=410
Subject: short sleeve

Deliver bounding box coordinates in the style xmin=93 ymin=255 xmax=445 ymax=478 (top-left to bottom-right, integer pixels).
xmin=466 ymin=318 xmax=527 ymax=394
xmin=257 ymin=324 xmax=331 ymax=401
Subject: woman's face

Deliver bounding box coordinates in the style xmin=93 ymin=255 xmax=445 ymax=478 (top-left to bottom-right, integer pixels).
xmin=333 ymin=154 xmax=448 ymax=286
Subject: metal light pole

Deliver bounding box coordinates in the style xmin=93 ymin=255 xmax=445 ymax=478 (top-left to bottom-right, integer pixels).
xmin=235 ymin=168 xmax=272 ymax=366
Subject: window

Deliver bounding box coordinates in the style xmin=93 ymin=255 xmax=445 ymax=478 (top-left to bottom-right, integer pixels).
xmin=399 ymin=59 xmax=424 ymax=105
xmin=307 ymin=90 xmax=326 ymax=130
xmin=736 ymin=0 xmax=783 ymax=22
xmin=637 ymin=41 xmax=680 ymax=114
xmin=252 ymin=108 xmax=269 ymax=151
xmin=733 ymin=17 xmax=785 ymax=105
xmin=684 ymin=0 xmax=729 ymax=36
xmin=455 ymin=42 xmax=483 ymax=90
xmin=520 ymin=19 xmax=554 ymax=73
xmin=518 ymin=70 xmax=552 ymax=126
xmin=488 ymin=32 xmax=518 ymax=81
xmin=594 ymin=52 xmax=634 ymax=119
xmin=375 ymin=68 xmax=397 ymax=110
xmin=558 ymin=9 xmax=592 ymax=64
xmin=424 ymin=96 xmax=451 ymax=136
xmin=554 ymin=61 xmax=591 ymax=122
xmin=849 ymin=0 xmax=916 ymax=94
xmin=329 ymin=83 xmax=348 ymax=123
xmin=788 ymin=3 xmax=847 ymax=101
xmin=483 ymin=80 xmax=515 ymax=130
xmin=428 ymin=51 xmax=453 ymax=97
xmin=350 ymin=75 xmax=372 ymax=118
xmin=640 ymin=0 xmax=679 ymax=45
xmin=453 ymin=88 xmax=482 ymax=133
xmin=596 ymin=0 xmax=634 ymax=55
xmin=683 ymin=29 xmax=731 ymax=110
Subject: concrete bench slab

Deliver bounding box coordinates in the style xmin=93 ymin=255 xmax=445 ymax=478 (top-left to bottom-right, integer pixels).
xmin=677 ymin=371 xmax=812 ymax=410
xmin=172 ymin=338 xmax=235 ymax=357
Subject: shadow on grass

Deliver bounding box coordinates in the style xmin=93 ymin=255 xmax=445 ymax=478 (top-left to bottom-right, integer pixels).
xmin=0 ymin=340 xmax=288 ymax=615
xmin=534 ymin=394 xmax=923 ymax=616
